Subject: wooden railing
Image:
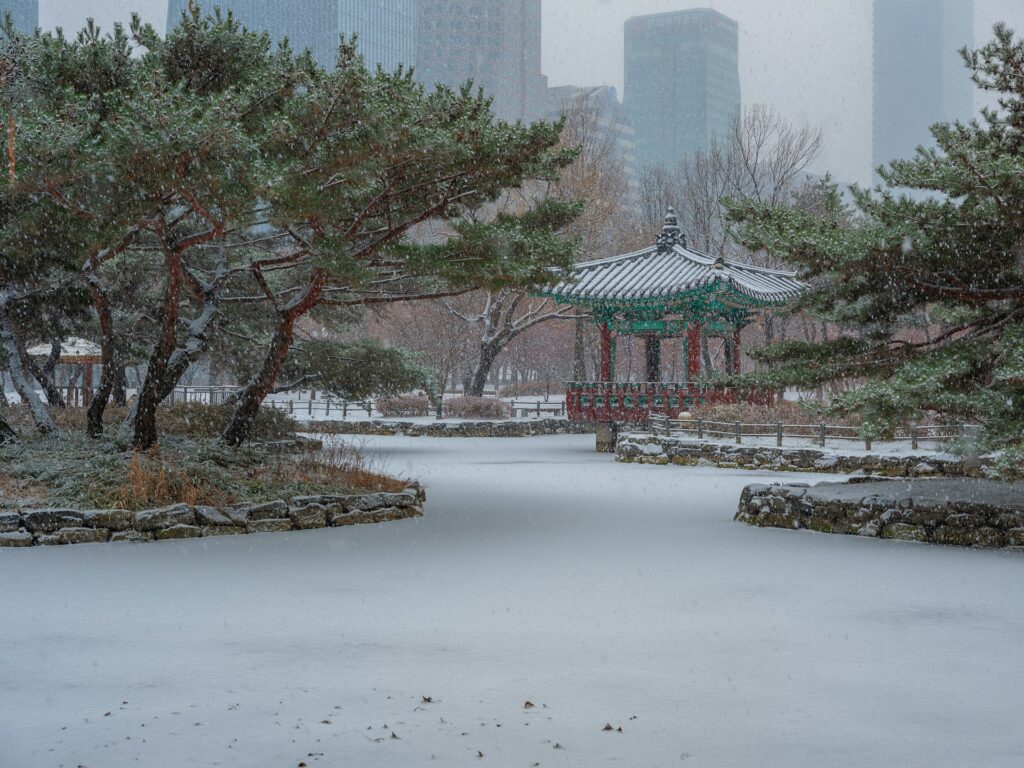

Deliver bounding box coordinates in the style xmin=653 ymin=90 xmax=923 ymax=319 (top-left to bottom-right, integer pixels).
xmin=566 ymin=381 xmax=774 ymax=423
xmin=648 ymin=413 xmax=978 ymax=451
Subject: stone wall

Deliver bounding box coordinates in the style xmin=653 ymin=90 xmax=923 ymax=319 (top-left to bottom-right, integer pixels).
xmin=0 ymin=486 xmax=425 ymax=548
xmin=736 ymin=478 xmax=1024 ymax=550
xmin=314 ymin=418 xmax=595 ymax=438
xmin=616 ymin=433 xmax=993 ymax=478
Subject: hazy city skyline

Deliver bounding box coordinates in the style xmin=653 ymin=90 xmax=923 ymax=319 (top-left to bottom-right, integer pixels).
xmin=37 ymin=1 xmax=1024 ymax=185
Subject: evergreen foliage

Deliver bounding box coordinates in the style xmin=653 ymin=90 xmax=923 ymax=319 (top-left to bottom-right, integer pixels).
xmin=728 ymin=25 xmax=1024 ymax=448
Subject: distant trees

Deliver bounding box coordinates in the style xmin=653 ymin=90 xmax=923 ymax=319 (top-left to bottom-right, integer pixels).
xmin=729 ymin=25 xmax=1024 ymax=447
xmin=0 ymin=8 xmax=580 ymax=447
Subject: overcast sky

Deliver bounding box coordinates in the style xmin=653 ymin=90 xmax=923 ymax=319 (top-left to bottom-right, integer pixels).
xmin=40 ymin=1 xmax=1024 ymax=184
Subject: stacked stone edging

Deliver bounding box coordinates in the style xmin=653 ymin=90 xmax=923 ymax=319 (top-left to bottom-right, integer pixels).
xmin=313 ymin=418 xmax=595 ymax=438
xmin=736 ymin=478 xmax=1024 ymax=550
xmin=0 ymin=485 xmax=425 ymax=548
xmin=616 ymin=433 xmax=993 ymax=478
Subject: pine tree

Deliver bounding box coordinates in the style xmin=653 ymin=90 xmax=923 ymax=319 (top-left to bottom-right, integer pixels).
xmin=728 ymin=25 xmax=1024 ymax=451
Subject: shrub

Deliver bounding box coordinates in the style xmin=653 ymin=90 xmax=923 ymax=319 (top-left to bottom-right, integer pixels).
xmin=4 ymin=400 xmax=298 ymax=441
xmin=377 ymin=395 xmax=430 ymax=417
xmin=442 ymin=396 xmax=512 ymax=419
xmin=159 ymin=401 xmax=298 ymax=441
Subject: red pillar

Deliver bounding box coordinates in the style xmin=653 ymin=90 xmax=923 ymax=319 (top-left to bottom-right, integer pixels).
xmin=732 ymin=326 xmax=742 ymax=374
xmin=599 ymin=323 xmax=613 ymax=383
xmin=687 ymin=323 xmax=701 ymax=380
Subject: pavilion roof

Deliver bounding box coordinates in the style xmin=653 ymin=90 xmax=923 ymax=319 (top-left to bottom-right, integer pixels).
xmin=543 ymin=209 xmax=807 ymax=310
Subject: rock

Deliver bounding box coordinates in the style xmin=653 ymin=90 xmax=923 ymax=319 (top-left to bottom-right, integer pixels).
xmin=881 ymin=523 xmax=927 ymax=542
xmin=202 ymin=525 xmax=247 ymax=537
xmin=329 ymin=509 xmax=358 ymax=526
xmin=346 ymin=492 xmax=417 ymax=512
xmin=0 ymin=511 xmax=21 ymax=532
xmin=194 ymin=506 xmax=235 ymax=526
xmin=931 ymin=525 xmax=1004 ymax=548
xmin=813 ymin=456 xmax=839 ymax=470
xmin=153 ymin=524 xmax=203 ymax=540
xmin=21 ymin=509 xmax=84 ymax=533
xmin=135 ymin=504 xmax=195 ymax=531
xmin=914 ymin=462 xmax=938 ymax=476
xmin=0 ymin=531 xmax=33 ymax=547
xmin=36 ymin=527 xmax=109 ymax=545
xmin=642 ymin=443 xmax=664 ymax=456
xmin=289 ymin=505 xmax=328 ymax=530
xmin=246 ymin=518 xmax=293 ymax=534
xmin=235 ymin=500 xmax=289 ymax=522
xmin=82 ymin=509 xmax=133 ymax=532
xmin=1005 ymin=528 xmax=1024 ymax=547
xmin=110 ymin=530 xmax=153 ymax=543
xmin=857 ymin=520 xmax=882 ymax=537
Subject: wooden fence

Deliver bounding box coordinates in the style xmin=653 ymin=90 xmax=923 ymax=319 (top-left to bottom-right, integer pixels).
xmin=648 ymin=413 xmax=977 ymax=451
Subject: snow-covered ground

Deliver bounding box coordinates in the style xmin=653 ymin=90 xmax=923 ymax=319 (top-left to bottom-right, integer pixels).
xmin=2 ymin=435 xmax=1022 ymax=767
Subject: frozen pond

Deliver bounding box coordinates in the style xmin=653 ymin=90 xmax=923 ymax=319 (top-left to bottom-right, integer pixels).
xmin=2 ymin=435 xmax=1022 ymax=767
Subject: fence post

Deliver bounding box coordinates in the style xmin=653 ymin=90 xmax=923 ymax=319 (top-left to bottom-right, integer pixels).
xmin=537 ymin=401 xmax=541 ymax=419
xmin=776 ymin=422 xmax=783 ymax=447
xmin=910 ymin=425 xmax=918 ymax=450
xmin=735 ymin=421 xmax=742 ymax=444
xmin=697 ymin=418 xmax=704 ymax=440
xmin=819 ymin=423 xmax=826 ymax=447
xmin=865 ymin=435 xmax=872 ymax=451
xmin=288 ymin=400 xmax=294 ymax=414
xmin=365 ymin=401 xmax=372 ymax=417
xmin=325 ymin=398 xmax=331 ymax=416
xmin=342 ymin=401 xmax=348 ymax=419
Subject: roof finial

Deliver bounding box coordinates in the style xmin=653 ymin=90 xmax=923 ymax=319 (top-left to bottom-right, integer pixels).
xmin=656 ymin=206 xmax=687 ymax=251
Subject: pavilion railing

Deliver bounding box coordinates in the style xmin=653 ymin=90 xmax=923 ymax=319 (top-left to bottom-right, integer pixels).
xmin=565 ymin=381 xmax=775 ymax=422
xmin=648 ymin=413 xmax=980 ymax=451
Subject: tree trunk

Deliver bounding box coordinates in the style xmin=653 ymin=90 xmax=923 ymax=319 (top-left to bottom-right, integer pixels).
xmin=221 ymin=271 xmax=325 ymax=447
xmin=0 ymin=409 xmax=16 ymax=443
xmin=85 ymin=268 xmax=120 ymax=437
xmin=24 ymin=346 xmax=66 ymax=408
xmin=0 ymin=293 xmax=56 ymax=434
xmin=113 ymin=365 xmax=127 ymax=406
xmin=131 ymin=251 xmax=184 ymax=450
xmin=467 ymin=339 xmax=504 ymax=397
xmin=220 ymin=318 xmax=293 ymax=446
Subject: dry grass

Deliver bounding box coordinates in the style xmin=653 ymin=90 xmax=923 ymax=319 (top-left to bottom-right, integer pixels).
xmin=1 ymin=405 xmax=407 ymax=511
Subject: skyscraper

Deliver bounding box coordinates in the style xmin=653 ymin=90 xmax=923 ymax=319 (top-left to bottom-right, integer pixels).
xmin=872 ymin=0 xmax=974 ymax=173
xmin=545 ymin=85 xmax=638 ymax=198
xmin=415 ymin=0 xmax=548 ymax=122
xmin=0 ymin=0 xmax=38 ymax=34
xmin=166 ymin=1 xmax=416 ymax=72
xmin=624 ymin=8 xmax=740 ymax=171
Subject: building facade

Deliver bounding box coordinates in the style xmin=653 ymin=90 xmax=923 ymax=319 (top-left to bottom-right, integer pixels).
xmin=415 ymin=0 xmax=547 ymax=122
xmin=545 ymin=84 xmax=638 ymax=197
xmin=872 ymin=0 xmax=974 ymax=173
xmin=624 ymin=8 xmax=740 ymax=171
xmin=0 ymin=0 xmax=37 ymax=33
xmin=167 ymin=1 xmax=416 ymax=72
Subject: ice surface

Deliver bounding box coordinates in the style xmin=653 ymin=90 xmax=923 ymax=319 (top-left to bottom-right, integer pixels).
xmin=1 ymin=435 xmax=1022 ymax=767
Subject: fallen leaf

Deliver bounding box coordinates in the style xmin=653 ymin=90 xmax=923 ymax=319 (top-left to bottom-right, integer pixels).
xmin=523 ymin=701 xmax=535 ymax=709
xmin=477 ymin=751 xmax=484 ymax=758
xmin=422 ymin=696 xmax=433 ymax=704
xmin=391 ymin=732 xmax=401 ymax=740
xmin=602 ymin=723 xmax=613 ymax=731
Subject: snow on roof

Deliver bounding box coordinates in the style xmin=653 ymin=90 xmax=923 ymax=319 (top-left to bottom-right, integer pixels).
xmin=26 ymin=337 xmax=102 ymax=360
xmin=545 ymin=209 xmax=807 ymax=306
